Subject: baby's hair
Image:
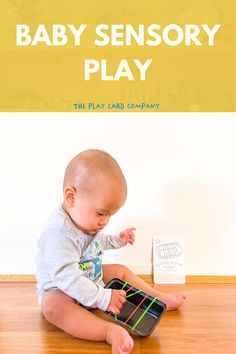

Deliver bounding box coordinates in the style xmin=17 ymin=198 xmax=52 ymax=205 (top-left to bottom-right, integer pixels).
xmin=63 ymin=149 xmax=126 ymax=193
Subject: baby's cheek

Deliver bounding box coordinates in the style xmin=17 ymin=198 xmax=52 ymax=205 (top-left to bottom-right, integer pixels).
xmin=91 ymin=216 xmax=99 ymax=226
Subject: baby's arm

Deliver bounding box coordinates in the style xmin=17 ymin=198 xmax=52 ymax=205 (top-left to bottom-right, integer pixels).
xmin=96 ymin=227 xmax=136 ymax=250
xmin=39 ymin=230 xmax=111 ymax=311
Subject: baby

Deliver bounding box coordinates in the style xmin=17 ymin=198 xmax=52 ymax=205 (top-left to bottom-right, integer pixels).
xmin=36 ymin=149 xmax=185 ymax=354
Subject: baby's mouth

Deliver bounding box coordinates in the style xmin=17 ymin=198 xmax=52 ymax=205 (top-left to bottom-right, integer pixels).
xmin=87 ymin=228 xmax=102 ymax=235
xmin=95 ymin=228 xmax=103 ymax=232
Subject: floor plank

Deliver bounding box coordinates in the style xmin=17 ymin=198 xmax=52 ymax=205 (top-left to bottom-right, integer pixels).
xmin=0 ymin=282 xmax=236 ymax=354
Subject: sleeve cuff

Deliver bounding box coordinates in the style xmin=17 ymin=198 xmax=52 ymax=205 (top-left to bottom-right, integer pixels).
xmin=97 ymin=287 xmax=112 ymax=311
xmin=111 ymin=233 xmax=126 ymax=248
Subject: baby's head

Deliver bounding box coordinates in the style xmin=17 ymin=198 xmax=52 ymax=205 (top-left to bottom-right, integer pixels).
xmin=62 ymin=149 xmax=127 ymax=235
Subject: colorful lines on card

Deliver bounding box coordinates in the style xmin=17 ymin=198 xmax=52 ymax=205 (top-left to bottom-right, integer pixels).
xmin=112 ymin=282 xmax=156 ymax=331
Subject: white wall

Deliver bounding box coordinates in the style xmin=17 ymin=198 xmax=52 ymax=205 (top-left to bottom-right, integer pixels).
xmin=0 ymin=113 xmax=236 ymax=275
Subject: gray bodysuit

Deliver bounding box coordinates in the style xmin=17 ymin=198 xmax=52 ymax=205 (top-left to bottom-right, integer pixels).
xmin=35 ymin=205 xmax=125 ymax=311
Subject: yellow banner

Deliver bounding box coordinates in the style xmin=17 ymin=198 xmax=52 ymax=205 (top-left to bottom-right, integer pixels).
xmin=0 ymin=0 xmax=235 ymax=111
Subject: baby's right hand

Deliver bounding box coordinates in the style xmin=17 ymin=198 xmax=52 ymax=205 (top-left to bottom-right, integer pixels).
xmin=107 ymin=289 xmax=126 ymax=315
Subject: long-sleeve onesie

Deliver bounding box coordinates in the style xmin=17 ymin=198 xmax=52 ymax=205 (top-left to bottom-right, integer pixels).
xmin=35 ymin=205 xmax=125 ymax=311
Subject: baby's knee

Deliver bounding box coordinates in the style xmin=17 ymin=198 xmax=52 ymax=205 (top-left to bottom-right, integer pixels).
xmin=41 ymin=292 xmax=57 ymax=320
xmin=113 ymin=264 xmax=131 ymax=277
xmin=41 ymin=290 xmax=70 ymax=321
xmin=118 ymin=264 xmax=129 ymax=272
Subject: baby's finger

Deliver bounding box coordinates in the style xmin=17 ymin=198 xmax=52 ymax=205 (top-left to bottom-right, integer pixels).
xmin=119 ymin=295 xmax=126 ymax=304
xmin=117 ymin=299 xmax=125 ymax=309
xmin=129 ymin=234 xmax=135 ymax=244
xmin=108 ymin=304 xmax=120 ymax=315
xmin=127 ymin=237 xmax=134 ymax=245
xmin=119 ymin=290 xmax=126 ymax=297
xmin=129 ymin=233 xmax=135 ymax=239
xmin=112 ymin=307 xmax=120 ymax=315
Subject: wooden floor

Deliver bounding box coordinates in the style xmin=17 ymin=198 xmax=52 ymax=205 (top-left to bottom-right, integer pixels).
xmin=1 ymin=282 xmax=236 ymax=354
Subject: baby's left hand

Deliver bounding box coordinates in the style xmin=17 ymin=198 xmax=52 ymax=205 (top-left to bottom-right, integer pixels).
xmin=120 ymin=227 xmax=136 ymax=245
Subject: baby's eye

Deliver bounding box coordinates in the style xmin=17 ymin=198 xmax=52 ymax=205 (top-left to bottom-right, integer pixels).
xmin=96 ymin=212 xmax=103 ymax=216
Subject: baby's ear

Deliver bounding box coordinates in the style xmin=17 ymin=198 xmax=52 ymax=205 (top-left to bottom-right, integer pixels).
xmin=64 ymin=186 xmax=76 ymax=206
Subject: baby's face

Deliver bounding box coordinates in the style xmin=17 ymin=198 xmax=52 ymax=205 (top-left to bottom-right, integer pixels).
xmin=69 ymin=182 xmax=126 ymax=235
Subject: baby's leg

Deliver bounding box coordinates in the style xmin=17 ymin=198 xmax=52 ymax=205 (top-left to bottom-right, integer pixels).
xmin=103 ymin=264 xmax=185 ymax=311
xmin=41 ymin=290 xmax=134 ymax=354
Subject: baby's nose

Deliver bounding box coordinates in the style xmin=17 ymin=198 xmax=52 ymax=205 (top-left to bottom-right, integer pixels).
xmin=98 ymin=216 xmax=109 ymax=226
xmin=98 ymin=220 xmax=106 ymax=226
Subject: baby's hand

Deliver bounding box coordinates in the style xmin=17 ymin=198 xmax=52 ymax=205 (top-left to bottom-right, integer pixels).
xmin=107 ymin=289 xmax=126 ymax=315
xmin=120 ymin=227 xmax=136 ymax=245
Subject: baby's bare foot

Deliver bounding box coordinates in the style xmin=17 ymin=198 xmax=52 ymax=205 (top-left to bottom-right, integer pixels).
xmin=158 ymin=293 xmax=186 ymax=311
xmin=106 ymin=324 xmax=134 ymax=354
